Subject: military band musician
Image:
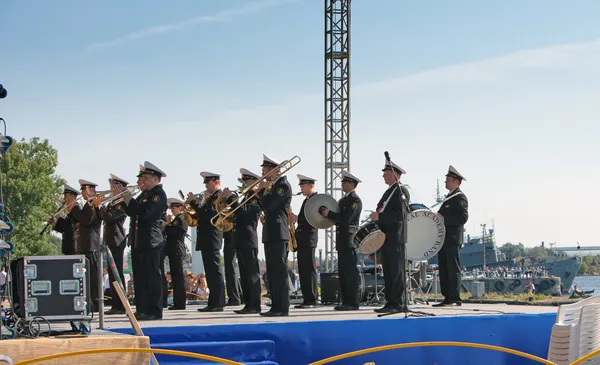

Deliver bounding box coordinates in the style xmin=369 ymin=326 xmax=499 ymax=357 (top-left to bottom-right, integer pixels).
xmin=165 ymin=198 xmax=188 ymax=310
xmin=50 ymin=184 xmax=79 ymax=256
xmin=99 ymin=174 xmax=129 ymax=315
xmin=257 ymin=154 xmax=292 ymax=317
xmin=291 ymin=174 xmax=319 ymax=309
xmin=123 ymin=161 xmax=168 ymax=321
xmin=319 ymin=170 xmax=363 ymax=310
xmin=433 ymin=165 xmax=469 ymax=307
xmin=188 ymin=172 xmax=226 ymax=312
xmin=369 ymin=162 xmax=410 ymax=314
xmin=68 ymin=179 xmax=103 ymax=312
xmin=222 ymin=168 xmax=263 ymax=314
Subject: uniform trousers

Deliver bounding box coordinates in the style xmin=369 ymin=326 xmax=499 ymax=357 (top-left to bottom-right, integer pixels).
xmin=238 ymin=248 xmax=261 ymax=310
xmin=136 ymin=246 xmax=164 ymax=318
xmin=236 ymin=248 xmax=250 ymax=305
xmin=437 ymin=243 xmax=462 ymax=302
xmin=223 ymin=244 xmax=242 ymax=304
xmin=107 ymin=243 xmax=126 ymax=310
xmin=337 ymin=248 xmax=360 ymax=306
xmin=264 ymin=240 xmax=290 ymax=313
xmin=297 ymin=246 xmax=317 ymax=305
xmin=201 ymin=248 xmax=226 ymax=308
xmin=380 ymin=241 xmax=406 ymax=308
xmin=84 ymin=251 xmax=101 ymax=312
xmin=166 ymin=249 xmax=186 ymax=308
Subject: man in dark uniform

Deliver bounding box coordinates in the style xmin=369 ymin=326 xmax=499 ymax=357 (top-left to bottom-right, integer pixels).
xmin=222 ymin=168 xmax=263 ymax=314
xmin=126 ymin=165 xmax=147 ymax=315
xmin=319 ymin=170 xmax=363 ymax=310
xmin=257 ymin=154 xmax=292 ymax=317
xmin=291 ymin=174 xmax=318 ymax=308
xmin=99 ymin=174 xmax=129 ymax=315
xmin=188 ymin=171 xmax=226 ymax=312
xmin=68 ymin=179 xmax=103 ymax=312
xmin=369 ymin=161 xmax=411 ymax=314
xmin=50 ymin=184 xmax=79 ymax=255
xmin=123 ymin=161 xmax=167 ymax=320
xmin=433 ymin=165 xmax=469 ymax=307
xmin=165 ymin=198 xmax=188 ymax=310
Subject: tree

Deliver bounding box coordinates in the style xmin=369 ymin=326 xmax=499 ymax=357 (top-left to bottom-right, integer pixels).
xmin=499 ymin=242 xmax=526 ymax=259
xmin=1 ymin=137 xmax=65 ymax=257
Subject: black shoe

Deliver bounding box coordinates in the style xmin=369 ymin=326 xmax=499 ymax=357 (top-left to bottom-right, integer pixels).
xmin=105 ymin=308 xmax=126 ymax=315
xmin=260 ymin=311 xmax=288 ymax=317
xmin=375 ymin=306 xmax=402 ymax=314
xmin=138 ymin=314 xmax=162 ymax=321
xmin=197 ymin=306 xmax=224 ymax=312
xmin=168 ymin=305 xmax=186 ymax=310
xmin=294 ymin=303 xmax=316 ymax=309
xmin=226 ymin=301 xmax=241 ymax=306
xmin=334 ymin=305 xmax=359 ymax=311
xmin=234 ymin=308 xmax=261 ymax=314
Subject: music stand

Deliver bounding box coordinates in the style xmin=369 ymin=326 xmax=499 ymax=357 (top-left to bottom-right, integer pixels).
xmin=377 ymin=151 xmax=434 ymax=319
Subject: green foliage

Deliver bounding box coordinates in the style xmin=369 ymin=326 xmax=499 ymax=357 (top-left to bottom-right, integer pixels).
xmin=1 ymin=137 xmax=65 ymax=257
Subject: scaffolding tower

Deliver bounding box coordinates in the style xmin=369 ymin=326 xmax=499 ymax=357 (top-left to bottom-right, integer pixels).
xmin=324 ymin=0 xmax=351 ymax=272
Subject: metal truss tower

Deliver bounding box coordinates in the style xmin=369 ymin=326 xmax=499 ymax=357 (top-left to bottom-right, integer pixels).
xmin=324 ymin=0 xmax=351 ymax=272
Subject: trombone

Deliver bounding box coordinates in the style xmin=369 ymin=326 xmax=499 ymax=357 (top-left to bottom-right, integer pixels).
xmin=93 ymin=185 xmax=140 ymax=206
xmin=210 ymin=155 xmax=301 ymax=231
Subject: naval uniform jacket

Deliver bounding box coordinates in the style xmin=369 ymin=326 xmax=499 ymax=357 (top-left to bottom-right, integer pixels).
xmin=326 ymin=191 xmax=362 ymax=251
xmin=295 ymin=192 xmax=318 ymax=249
xmin=437 ymin=188 xmax=469 ymax=247
xmin=376 ymin=183 xmax=410 ymax=247
xmin=165 ymin=212 xmax=187 ymax=256
xmin=126 ymin=190 xmax=148 ymax=248
xmin=70 ymin=202 xmax=102 ymax=253
xmin=53 ymin=213 xmax=78 ymax=255
xmin=125 ymin=184 xmax=167 ymax=251
xmin=190 ymin=190 xmax=223 ymax=251
xmin=232 ymin=191 xmax=262 ymax=249
xmin=258 ymin=176 xmax=292 ymax=243
xmin=99 ymin=201 xmax=127 ymax=247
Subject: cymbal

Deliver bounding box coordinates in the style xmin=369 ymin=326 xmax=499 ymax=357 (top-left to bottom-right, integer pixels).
xmin=304 ymin=193 xmax=339 ymax=229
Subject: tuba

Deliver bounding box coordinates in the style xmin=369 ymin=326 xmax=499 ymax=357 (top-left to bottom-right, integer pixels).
xmin=288 ymin=207 xmax=297 ymax=253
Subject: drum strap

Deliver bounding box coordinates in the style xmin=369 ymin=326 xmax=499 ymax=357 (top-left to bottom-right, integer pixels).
xmin=441 ymin=191 xmax=464 ymax=203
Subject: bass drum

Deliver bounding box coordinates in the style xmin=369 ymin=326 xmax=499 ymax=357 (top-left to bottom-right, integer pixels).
xmin=406 ymin=205 xmax=446 ymax=261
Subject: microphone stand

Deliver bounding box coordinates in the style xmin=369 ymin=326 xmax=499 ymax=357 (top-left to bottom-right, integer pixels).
xmin=377 ymin=151 xmax=433 ymax=319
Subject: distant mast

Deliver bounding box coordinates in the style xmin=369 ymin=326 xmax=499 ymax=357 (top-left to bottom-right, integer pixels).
xmin=435 ymin=179 xmax=443 ymax=204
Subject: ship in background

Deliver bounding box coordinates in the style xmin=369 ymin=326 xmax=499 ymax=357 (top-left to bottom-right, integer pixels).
xmin=425 ymin=181 xmax=581 ymax=294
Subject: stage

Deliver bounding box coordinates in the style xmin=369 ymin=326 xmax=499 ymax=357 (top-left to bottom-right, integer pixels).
xmin=88 ymin=303 xmax=558 ymax=365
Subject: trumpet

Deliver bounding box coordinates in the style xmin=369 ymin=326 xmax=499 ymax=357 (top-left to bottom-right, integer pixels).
xmin=178 ymin=190 xmax=199 ymax=227
xmin=210 ymin=155 xmax=301 ymax=231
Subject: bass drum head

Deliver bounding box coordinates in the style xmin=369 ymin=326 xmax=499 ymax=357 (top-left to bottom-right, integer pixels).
xmin=358 ymin=231 xmax=386 ymax=255
xmin=410 ymin=203 xmax=430 ymax=211
xmin=406 ymin=209 xmax=446 ymax=261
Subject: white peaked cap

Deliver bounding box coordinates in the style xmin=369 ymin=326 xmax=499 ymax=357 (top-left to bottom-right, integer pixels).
xmin=200 ymin=171 xmax=220 ymax=179
xmin=446 ymin=165 xmax=466 ymax=181
xmin=78 ymin=179 xmax=97 ymax=187
xmin=341 ymin=170 xmax=362 ymax=184
xmin=143 ymin=161 xmax=167 ymax=177
xmin=63 ymin=184 xmax=79 ymax=195
xmin=109 ymin=174 xmax=129 ymax=185
xmin=167 ymin=198 xmax=184 ymax=206
xmin=261 ymin=154 xmax=280 ymax=166
xmin=297 ymin=174 xmax=317 ymax=184
xmin=382 ymin=161 xmax=406 ymax=175
xmin=240 ymin=168 xmax=260 ymax=179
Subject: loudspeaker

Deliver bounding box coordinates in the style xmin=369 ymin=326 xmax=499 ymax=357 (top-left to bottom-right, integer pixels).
xmin=11 ymin=255 xmax=91 ymax=321
xmin=320 ymin=272 xmax=340 ymax=304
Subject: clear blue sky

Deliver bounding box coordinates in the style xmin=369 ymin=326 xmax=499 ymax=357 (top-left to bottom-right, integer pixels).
xmin=2 ymin=0 xmax=600 ymax=259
